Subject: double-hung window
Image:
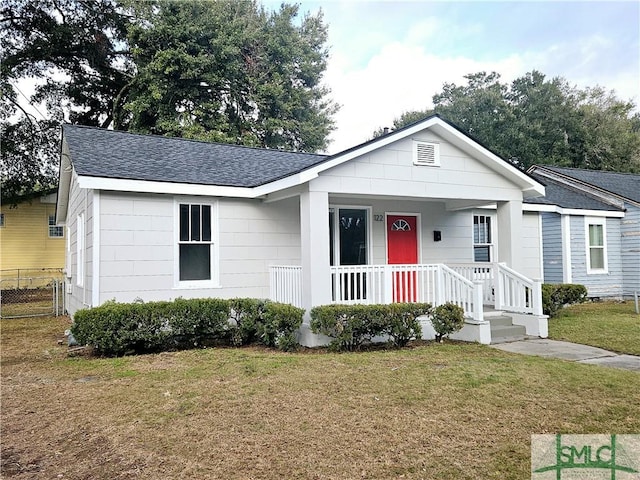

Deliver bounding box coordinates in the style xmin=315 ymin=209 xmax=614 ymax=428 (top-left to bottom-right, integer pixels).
xmin=585 ymin=217 xmax=607 ymax=273
xmin=49 ymin=214 xmax=64 ymax=237
xmin=178 ymin=202 xmax=214 ymax=284
xmin=473 ymin=215 xmax=493 ymax=262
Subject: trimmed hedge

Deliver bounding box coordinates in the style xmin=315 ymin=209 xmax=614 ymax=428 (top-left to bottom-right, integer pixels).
xmin=542 ymin=283 xmax=588 ymax=317
xmin=71 ymin=298 xmax=304 ymax=356
xmin=430 ymin=303 xmax=465 ymax=342
xmin=309 ymin=303 xmax=430 ymax=351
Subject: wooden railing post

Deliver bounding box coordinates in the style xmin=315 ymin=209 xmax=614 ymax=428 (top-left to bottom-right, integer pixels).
xmin=532 ymin=279 xmax=543 ymax=316
xmin=384 ymin=265 xmax=393 ymax=304
xmin=436 ymin=265 xmax=445 ymax=306
xmin=494 ymin=263 xmax=504 ymax=310
xmin=473 ymin=280 xmax=484 ymax=323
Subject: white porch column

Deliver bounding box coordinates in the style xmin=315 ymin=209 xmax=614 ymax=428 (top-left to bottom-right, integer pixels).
xmin=300 ymin=189 xmax=331 ymax=316
xmin=496 ymin=200 xmax=523 ymax=272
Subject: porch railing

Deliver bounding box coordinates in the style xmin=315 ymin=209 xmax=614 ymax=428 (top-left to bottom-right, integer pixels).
xmin=269 ymin=265 xmax=303 ymax=308
xmin=269 ymin=263 xmax=541 ymax=320
xmin=448 ymin=263 xmax=542 ymax=315
xmin=270 ymin=264 xmax=482 ymax=321
xmin=328 ymin=264 xmax=480 ymax=320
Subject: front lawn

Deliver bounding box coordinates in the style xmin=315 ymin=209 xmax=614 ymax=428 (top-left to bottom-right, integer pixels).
xmin=1 ymin=316 xmax=639 ymax=479
xmin=548 ymin=300 xmax=640 ymax=355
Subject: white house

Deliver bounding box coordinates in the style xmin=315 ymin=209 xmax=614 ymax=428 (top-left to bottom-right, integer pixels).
xmin=56 ymin=115 xmax=548 ymax=346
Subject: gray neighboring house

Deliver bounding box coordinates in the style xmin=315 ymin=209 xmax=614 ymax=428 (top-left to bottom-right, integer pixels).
xmin=527 ymin=165 xmax=640 ymax=298
xmin=57 ymin=116 xmax=550 ymax=346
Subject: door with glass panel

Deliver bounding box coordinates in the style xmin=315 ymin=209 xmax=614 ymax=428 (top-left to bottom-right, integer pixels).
xmin=329 ymin=208 xmax=368 ymax=302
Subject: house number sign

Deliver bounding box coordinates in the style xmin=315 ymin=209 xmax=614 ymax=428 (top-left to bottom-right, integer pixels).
xmin=373 ymin=214 xmax=384 ymax=222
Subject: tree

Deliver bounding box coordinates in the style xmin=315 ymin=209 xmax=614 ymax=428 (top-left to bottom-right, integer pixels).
xmin=1 ymin=0 xmax=337 ymax=200
xmin=124 ymin=0 xmax=336 ymax=151
xmin=1 ymin=0 xmax=133 ymax=200
xmin=373 ymin=70 xmax=640 ymax=173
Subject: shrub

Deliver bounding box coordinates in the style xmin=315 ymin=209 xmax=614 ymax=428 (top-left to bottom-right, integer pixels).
xmin=310 ymin=304 xmax=375 ymax=351
xmin=260 ymin=302 xmax=305 ymax=351
xmin=168 ymin=298 xmax=230 ymax=348
xmin=72 ymin=301 xmax=147 ymax=356
xmin=430 ymin=303 xmax=465 ymax=342
xmin=384 ymin=303 xmax=429 ymax=347
xmin=309 ymin=303 xmax=430 ymax=351
xmin=71 ymin=297 xmax=303 ymax=356
xmin=542 ymin=283 xmax=588 ymax=317
xmin=228 ymin=298 xmax=267 ymax=346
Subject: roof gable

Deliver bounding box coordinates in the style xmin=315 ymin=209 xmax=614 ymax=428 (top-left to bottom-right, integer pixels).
xmin=308 ymin=114 xmax=544 ymax=198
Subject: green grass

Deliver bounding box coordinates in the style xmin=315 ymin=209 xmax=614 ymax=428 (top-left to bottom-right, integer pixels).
xmin=2 ymin=315 xmax=639 ymax=479
xmin=548 ymin=300 xmax=640 ymax=355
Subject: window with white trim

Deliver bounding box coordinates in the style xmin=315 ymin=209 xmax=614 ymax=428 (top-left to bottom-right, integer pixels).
xmin=473 ymin=215 xmax=493 ymax=262
xmin=178 ymin=203 xmax=214 ymax=282
xmin=48 ymin=214 xmax=64 ymax=237
xmin=413 ymin=141 xmax=440 ymax=166
xmin=585 ymin=217 xmax=607 ymax=273
xmin=76 ymin=214 xmax=84 ymax=286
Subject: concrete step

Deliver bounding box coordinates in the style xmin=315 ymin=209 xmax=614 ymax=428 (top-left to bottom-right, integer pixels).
xmin=487 ymin=315 xmax=513 ymax=327
xmin=490 ymin=324 xmax=527 ymax=344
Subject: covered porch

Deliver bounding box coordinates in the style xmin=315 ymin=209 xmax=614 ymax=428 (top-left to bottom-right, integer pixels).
xmin=270 ymin=261 xmax=546 ymax=345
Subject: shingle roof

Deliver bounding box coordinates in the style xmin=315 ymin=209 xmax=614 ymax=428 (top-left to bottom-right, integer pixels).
xmin=63 ymin=125 xmax=329 ymax=188
xmin=543 ymin=166 xmax=640 ymax=204
xmin=526 ymin=173 xmax=624 ymax=211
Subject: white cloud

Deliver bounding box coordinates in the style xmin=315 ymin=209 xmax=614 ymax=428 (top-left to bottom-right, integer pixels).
xmin=324 ymin=44 xmax=527 ymax=153
xmin=323 ymin=34 xmax=639 ymax=154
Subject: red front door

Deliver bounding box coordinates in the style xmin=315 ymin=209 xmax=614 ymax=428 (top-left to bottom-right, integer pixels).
xmin=387 ymin=215 xmax=418 ymax=302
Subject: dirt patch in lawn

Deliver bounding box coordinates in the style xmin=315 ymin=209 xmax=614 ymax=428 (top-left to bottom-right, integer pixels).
xmin=2 ymin=316 xmax=639 ymax=479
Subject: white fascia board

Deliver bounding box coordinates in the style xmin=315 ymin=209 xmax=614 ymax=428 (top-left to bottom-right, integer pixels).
xmin=523 ymin=203 xmax=625 ymax=217
xmin=77 ymin=175 xmax=257 ymax=198
xmin=252 ymin=173 xmax=309 ymax=196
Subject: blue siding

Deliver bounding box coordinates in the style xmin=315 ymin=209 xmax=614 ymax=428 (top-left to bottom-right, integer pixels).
xmin=541 ymin=212 xmax=563 ymax=283
xmin=621 ymin=204 xmax=640 ymax=295
xmin=571 ymin=216 xmax=623 ymax=298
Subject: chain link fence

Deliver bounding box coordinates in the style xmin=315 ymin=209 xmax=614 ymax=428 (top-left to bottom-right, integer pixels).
xmin=0 ymin=269 xmax=66 ymax=319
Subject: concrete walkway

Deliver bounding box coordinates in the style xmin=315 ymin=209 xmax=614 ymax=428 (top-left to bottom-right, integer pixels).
xmin=491 ymin=339 xmax=640 ymax=372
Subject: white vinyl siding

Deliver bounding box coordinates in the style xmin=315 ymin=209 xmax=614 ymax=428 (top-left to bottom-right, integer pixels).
xmin=76 ymin=213 xmax=84 ymax=286
xmin=97 ymin=193 xmax=300 ymax=304
xmin=586 ymin=217 xmax=607 ymax=274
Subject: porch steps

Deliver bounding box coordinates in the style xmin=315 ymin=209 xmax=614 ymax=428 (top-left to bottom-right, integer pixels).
xmin=485 ymin=311 xmax=527 ymax=344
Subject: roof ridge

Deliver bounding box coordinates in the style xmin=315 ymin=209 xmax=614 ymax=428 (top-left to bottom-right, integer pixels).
xmin=62 ymin=124 xmax=328 ymax=158
xmin=533 ymin=172 xmax=625 ymax=210
xmin=546 ymin=165 xmax=640 ymax=178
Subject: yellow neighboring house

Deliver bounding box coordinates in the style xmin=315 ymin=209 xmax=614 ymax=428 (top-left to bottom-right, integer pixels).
xmin=0 ymin=189 xmax=66 ymax=274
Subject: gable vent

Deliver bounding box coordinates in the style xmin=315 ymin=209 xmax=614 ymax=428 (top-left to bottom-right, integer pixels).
xmin=413 ymin=141 xmax=440 ymax=166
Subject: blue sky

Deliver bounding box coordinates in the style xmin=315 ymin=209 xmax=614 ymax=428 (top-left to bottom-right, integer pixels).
xmin=263 ymin=1 xmax=640 ymax=153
